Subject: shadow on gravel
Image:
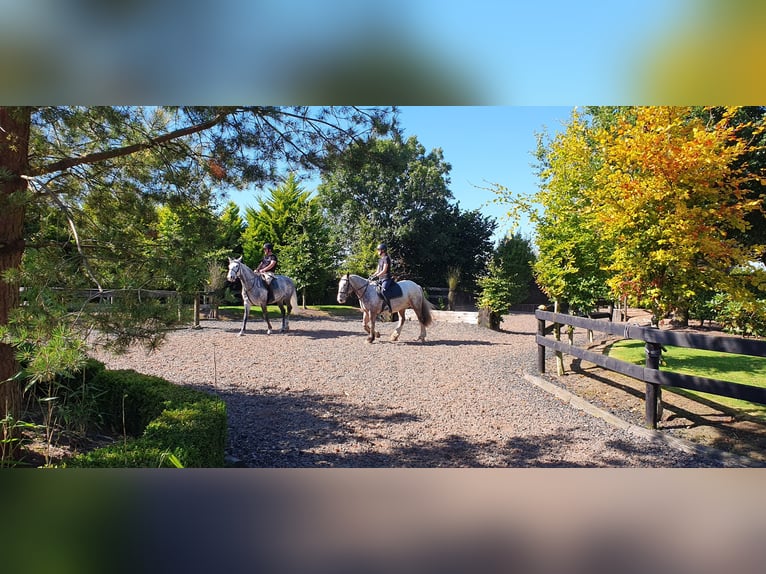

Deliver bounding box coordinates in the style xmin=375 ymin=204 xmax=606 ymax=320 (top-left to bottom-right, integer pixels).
xmin=191 ymin=383 xmax=719 ymax=468
xmin=293 ymin=329 xmax=360 ymax=340
xmin=399 ymin=339 xmax=497 ymax=347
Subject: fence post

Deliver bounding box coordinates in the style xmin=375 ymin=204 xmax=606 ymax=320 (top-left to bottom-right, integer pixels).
xmin=553 ymin=301 xmax=564 ymax=375
xmin=536 ymin=308 xmax=546 ymax=374
xmin=193 ymin=292 xmax=201 ymax=329
xmin=644 ymin=340 xmax=663 ymax=429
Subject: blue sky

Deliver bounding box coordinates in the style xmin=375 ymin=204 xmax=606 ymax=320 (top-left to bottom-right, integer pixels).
xmin=396 ymin=106 xmax=574 ymax=240
xmin=233 ymin=106 xmax=574 ymax=243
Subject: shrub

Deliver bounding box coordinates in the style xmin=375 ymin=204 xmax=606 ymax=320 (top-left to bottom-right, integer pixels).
xmin=714 ymin=295 xmax=766 ymax=337
xmin=67 ymin=361 xmax=227 ymax=468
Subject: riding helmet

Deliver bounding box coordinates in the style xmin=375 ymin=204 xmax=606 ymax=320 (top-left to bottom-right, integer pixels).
xmin=376 ymin=243 xmax=387 ymax=251
xmin=263 ymin=242 xmax=273 ymax=251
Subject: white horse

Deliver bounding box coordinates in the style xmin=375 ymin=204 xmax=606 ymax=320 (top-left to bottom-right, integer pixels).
xmin=337 ymin=273 xmax=435 ymax=343
xmin=226 ymin=257 xmax=298 ymax=335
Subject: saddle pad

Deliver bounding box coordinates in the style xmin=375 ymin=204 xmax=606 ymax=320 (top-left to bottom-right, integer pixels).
xmin=384 ymin=281 xmax=403 ymax=299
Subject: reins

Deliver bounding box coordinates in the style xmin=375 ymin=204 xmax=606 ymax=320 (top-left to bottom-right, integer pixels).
xmin=234 ymin=263 xmax=262 ymax=303
xmin=342 ymin=273 xmax=371 ymax=301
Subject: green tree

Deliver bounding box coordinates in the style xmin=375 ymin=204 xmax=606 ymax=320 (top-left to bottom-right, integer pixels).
xmin=319 ymin=134 xmax=495 ymax=286
xmin=491 ymin=109 xmax=611 ymax=313
xmin=218 ymin=201 xmax=245 ymax=258
xmin=0 ymin=105 xmax=396 ymax=431
xmin=243 ymin=173 xmax=332 ymax=305
xmin=493 ymin=232 xmax=536 ymax=305
xmin=152 ymin=201 xmax=223 ymax=292
xmin=476 ymin=233 xmax=535 ymax=329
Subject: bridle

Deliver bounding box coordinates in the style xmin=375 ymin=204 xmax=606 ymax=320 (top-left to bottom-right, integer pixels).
xmin=229 ymin=262 xmax=258 ymax=299
xmin=339 ymin=273 xmax=370 ymax=301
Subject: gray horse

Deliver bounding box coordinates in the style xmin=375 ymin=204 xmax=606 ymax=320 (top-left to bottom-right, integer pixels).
xmin=226 ymin=257 xmax=298 ymax=335
xmin=337 ymin=273 xmax=435 ymax=343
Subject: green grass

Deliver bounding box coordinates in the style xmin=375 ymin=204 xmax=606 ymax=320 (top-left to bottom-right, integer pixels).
xmin=607 ymin=339 xmax=766 ymax=421
xmin=311 ymin=305 xmax=362 ymax=317
xmin=219 ymin=305 xmax=288 ymax=319
xmin=218 ymin=304 xmax=361 ymax=318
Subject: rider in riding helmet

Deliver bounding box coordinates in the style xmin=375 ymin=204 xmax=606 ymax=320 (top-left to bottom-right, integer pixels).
xmin=369 ymin=242 xmax=393 ymax=313
xmin=256 ymin=242 xmax=278 ymax=299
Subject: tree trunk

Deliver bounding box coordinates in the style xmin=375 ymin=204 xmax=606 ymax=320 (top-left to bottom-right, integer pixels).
xmin=672 ymin=305 xmax=690 ymax=327
xmin=0 ymin=107 xmax=30 ymax=431
xmin=477 ymin=307 xmax=500 ymax=330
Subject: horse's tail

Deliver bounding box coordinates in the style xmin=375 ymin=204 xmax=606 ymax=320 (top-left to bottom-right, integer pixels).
xmin=289 ymin=279 xmax=299 ymax=312
xmin=419 ymin=287 xmax=435 ymax=327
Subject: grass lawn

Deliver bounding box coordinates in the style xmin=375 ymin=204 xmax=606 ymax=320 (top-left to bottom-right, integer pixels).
xmin=218 ymin=304 xmax=360 ymax=318
xmin=310 ymin=305 xmax=362 ymax=317
xmin=607 ymin=339 xmax=766 ymax=421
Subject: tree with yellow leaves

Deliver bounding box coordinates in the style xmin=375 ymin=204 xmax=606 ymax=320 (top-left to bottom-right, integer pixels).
xmin=590 ymin=106 xmax=765 ymax=325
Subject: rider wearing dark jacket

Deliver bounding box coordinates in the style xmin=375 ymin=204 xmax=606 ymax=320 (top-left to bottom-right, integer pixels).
xmin=256 ymin=243 xmax=278 ymax=281
xmin=370 ymin=243 xmax=393 ymax=312
xmin=256 ymin=242 xmax=278 ymax=301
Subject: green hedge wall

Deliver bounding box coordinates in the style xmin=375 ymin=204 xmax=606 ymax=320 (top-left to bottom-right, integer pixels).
xmin=67 ymin=361 xmax=227 ymax=468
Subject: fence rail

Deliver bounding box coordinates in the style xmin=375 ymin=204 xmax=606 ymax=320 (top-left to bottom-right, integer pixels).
xmin=535 ymin=309 xmax=766 ymax=428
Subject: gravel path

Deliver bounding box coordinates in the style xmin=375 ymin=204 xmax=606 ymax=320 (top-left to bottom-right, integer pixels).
xmin=91 ymin=311 xmax=729 ymax=467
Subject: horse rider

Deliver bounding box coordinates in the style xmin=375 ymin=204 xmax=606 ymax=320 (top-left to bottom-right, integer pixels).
xmin=369 ymin=242 xmax=394 ymax=313
xmin=255 ymin=242 xmax=278 ymax=300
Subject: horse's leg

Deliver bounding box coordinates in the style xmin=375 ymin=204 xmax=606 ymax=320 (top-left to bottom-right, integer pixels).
xmin=417 ymin=318 xmax=427 ymax=342
xmin=279 ymin=304 xmax=288 ymax=332
xmin=261 ymin=305 xmax=273 ymax=335
xmin=367 ymin=312 xmax=377 ymax=343
xmin=390 ymin=310 xmax=405 ymax=341
xmin=410 ymin=295 xmax=428 ymax=342
xmin=416 ymin=300 xmax=428 ymax=342
xmin=363 ymin=310 xmax=371 ymax=335
xmin=239 ymin=300 xmax=250 ymax=336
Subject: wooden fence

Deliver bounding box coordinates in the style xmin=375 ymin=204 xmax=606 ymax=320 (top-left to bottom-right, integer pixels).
xmin=535 ymin=308 xmax=766 ymax=428
xmin=76 ymin=288 xmax=215 ymax=326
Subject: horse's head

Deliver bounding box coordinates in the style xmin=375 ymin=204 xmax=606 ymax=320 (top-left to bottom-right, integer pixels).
xmin=336 ymin=273 xmax=350 ymax=304
xmin=227 ymin=256 xmax=243 ymax=283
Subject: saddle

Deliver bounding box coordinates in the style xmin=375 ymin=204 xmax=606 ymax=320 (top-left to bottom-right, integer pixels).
xmin=375 ymin=280 xmax=402 ymax=300
xmin=255 ymin=273 xmax=276 ymax=304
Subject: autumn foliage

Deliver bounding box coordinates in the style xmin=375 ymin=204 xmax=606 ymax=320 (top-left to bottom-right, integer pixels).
xmin=495 ymin=106 xmax=766 ymax=325
xmin=590 ymin=106 xmax=764 ymax=322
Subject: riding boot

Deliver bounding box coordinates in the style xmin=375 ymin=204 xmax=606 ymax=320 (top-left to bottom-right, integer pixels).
xmin=382 ymin=294 xmax=392 ymax=313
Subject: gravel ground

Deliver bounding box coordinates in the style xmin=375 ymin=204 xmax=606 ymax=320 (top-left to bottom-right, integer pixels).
xmin=90 ymin=311 xmax=732 ymax=467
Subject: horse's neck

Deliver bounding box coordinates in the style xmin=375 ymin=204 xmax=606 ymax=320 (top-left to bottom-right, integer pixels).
xmin=239 ymin=264 xmax=256 ymax=283
xmin=240 ymin=265 xmax=263 ymax=293
xmin=349 ymin=275 xmax=367 ymax=290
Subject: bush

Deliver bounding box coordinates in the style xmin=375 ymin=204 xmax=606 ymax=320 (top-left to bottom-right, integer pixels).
xmin=66 ymin=361 xmax=227 ymax=468
xmin=714 ymin=295 xmax=766 ymax=337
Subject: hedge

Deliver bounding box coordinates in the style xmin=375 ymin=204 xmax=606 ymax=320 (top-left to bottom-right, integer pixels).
xmin=67 ymin=360 xmax=227 ymax=468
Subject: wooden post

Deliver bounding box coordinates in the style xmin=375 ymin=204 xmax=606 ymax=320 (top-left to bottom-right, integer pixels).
xmin=193 ymin=292 xmax=201 ymax=329
xmin=644 ymin=340 xmax=663 ymax=429
xmin=536 ymin=306 xmax=546 ymax=374
xmin=554 ymin=301 xmax=564 ymax=375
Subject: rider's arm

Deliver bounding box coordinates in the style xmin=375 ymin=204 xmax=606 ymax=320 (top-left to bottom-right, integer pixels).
xmin=260 ymin=259 xmax=276 ymax=273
